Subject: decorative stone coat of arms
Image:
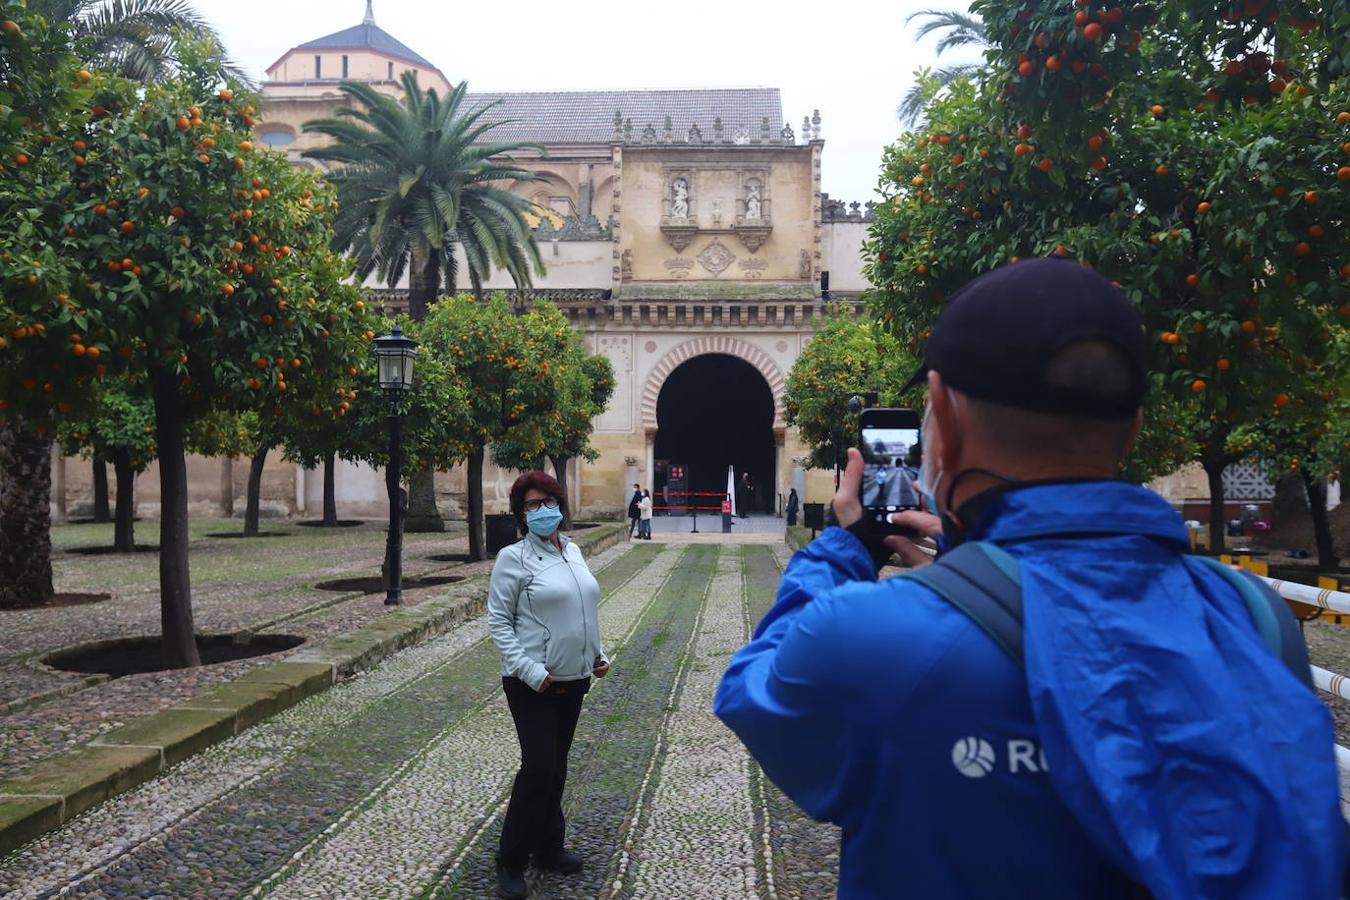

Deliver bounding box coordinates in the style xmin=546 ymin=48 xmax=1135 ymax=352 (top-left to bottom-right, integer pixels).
xmin=697 ymin=239 xmax=736 ymax=275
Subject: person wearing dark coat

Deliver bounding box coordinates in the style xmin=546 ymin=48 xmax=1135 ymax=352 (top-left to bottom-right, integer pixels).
xmin=626 ymin=484 xmax=642 ymax=539
xmin=786 ymin=488 xmax=800 ymax=526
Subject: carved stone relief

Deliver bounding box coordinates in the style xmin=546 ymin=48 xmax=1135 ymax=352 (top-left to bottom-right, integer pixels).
xmin=738 ymin=258 xmax=767 ymax=279
xmin=799 ymin=248 xmax=813 ymax=280
xmin=620 ymin=249 xmax=633 ymax=281
xmin=697 ymin=239 xmax=736 ymax=275
xmin=664 ymin=258 xmax=695 ymax=279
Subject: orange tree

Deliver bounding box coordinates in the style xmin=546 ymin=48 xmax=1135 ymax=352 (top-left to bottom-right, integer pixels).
xmin=0 ymin=0 xmax=99 ymax=607
xmin=783 ymin=305 xmax=915 ymax=473
xmin=491 ymin=303 xmax=616 ymax=530
xmin=0 ymin=46 xmax=374 ymax=663
xmin=867 ymin=0 xmax=1349 ymax=551
xmin=419 ymin=295 xmax=572 ymax=560
xmin=57 ymin=379 xmax=156 ymax=552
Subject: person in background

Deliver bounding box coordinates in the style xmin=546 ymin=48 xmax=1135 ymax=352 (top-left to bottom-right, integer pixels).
xmin=786 ymin=488 xmax=800 ymax=526
xmin=626 ymin=483 xmax=642 ymax=539
xmin=488 ymin=471 xmax=610 ymax=900
xmin=638 ymin=489 xmax=653 ymax=540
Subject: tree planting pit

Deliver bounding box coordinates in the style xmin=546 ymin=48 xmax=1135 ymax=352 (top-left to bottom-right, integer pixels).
xmin=67 ymin=545 xmax=159 ymax=556
xmin=424 ymin=553 xmax=473 ymax=564
xmin=205 ymin=531 xmax=292 ymax=540
xmin=313 ymin=575 xmax=465 ymax=595
xmin=1 ymin=592 xmax=111 ymax=611
xmin=296 ymin=520 xmax=365 ymax=528
xmin=43 ymin=633 xmax=306 ymax=678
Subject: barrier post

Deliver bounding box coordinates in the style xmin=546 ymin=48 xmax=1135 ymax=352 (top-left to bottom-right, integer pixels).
xmin=691 ymin=508 xmax=699 ymax=534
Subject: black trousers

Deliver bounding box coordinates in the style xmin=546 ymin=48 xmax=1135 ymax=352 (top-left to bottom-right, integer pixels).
xmin=498 ymin=676 xmax=590 ymax=869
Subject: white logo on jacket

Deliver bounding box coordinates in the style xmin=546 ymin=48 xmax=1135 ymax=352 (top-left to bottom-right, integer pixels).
xmin=952 ymin=737 xmax=1048 ymax=777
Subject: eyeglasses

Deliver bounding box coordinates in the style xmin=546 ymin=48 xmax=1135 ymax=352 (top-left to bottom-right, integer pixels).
xmin=524 ymin=498 xmax=560 ymax=513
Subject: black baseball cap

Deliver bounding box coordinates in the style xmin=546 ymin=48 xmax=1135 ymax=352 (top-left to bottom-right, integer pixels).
xmin=904 ymin=256 xmax=1147 ymax=420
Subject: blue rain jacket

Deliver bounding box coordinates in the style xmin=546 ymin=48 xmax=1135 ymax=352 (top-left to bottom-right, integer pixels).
xmin=714 ymin=481 xmax=1342 ymax=899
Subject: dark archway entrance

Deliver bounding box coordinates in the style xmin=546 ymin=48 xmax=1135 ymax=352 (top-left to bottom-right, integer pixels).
xmin=654 ymin=354 xmax=776 ymax=516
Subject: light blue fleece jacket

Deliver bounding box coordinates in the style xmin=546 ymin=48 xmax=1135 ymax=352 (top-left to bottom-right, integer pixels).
xmin=488 ymin=532 xmax=607 ymax=691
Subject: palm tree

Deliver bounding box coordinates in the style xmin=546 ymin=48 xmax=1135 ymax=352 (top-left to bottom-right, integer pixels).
xmin=303 ymin=73 xmax=545 ymax=534
xmin=898 ymin=8 xmax=990 ymax=126
xmin=29 ymin=0 xmax=247 ymax=84
xmin=302 ymin=73 xmax=546 ymax=321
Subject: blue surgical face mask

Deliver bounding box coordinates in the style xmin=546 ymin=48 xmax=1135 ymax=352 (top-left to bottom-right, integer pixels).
xmin=526 ymin=504 xmax=564 ymax=537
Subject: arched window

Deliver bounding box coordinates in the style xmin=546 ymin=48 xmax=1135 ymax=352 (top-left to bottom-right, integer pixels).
xmin=260 ymin=129 xmax=297 ymax=148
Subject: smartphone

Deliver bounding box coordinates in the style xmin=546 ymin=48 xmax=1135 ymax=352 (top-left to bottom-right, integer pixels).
xmin=858 ymin=408 xmax=923 ymax=531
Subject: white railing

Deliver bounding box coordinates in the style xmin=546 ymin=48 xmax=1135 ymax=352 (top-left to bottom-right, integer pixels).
xmin=1258 ymin=575 xmax=1350 ymax=617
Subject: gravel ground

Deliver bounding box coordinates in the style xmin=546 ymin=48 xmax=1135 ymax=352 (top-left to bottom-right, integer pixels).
xmin=0 ymin=519 xmax=489 ymax=780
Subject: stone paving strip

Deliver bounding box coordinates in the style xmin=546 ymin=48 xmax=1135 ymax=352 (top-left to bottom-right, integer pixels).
xmin=430 ymin=544 xmax=719 ymax=899
xmin=745 ymin=541 xmax=842 ymax=900
xmin=258 ymin=543 xmax=686 ymax=899
xmin=622 ymin=546 xmax=759 ymax=899
xmin=0 ymin=528 xmax=628 ymax=888
xmin=0 ymin=539 xmax=637 ymax=899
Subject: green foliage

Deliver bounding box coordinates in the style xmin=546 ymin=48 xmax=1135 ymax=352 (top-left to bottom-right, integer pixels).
xmin=57 ymin=378 xmax=156 ymax=471
xmin=302 ymin=76 xmax=545 ymax=307
xmin=868 ymin=0 xmax=1349 ymax=485
xmin=783 ymin=305 xmax=917 ymax=470
xmin=0 ymin=45 xmax=377 ymax=430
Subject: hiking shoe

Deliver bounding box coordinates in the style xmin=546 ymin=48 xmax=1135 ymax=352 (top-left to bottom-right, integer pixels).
xmin=534 ymin=849 xmax=583 ymax=875
xmin=496 ymin=861 xmax=528 ymax=898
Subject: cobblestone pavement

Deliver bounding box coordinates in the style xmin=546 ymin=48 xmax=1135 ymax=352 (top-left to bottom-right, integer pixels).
xmin=0 ymin=542 xmax=850 ymax=899
xmin=0 ymin=519 xmax=485 ymax=780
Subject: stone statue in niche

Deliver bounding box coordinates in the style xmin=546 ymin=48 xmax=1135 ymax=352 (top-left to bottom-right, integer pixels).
xmin=712 ymin=198 xmax=723 ymax=227
xmin=746 ymin=182 xmax=762 ymax=220
xmin=671 ymin=178 xmax=689 ymax=219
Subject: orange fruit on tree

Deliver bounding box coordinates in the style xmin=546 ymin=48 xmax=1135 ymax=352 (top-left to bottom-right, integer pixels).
xmin=85 ymin=346 xmax=99 ymax=359
xmin=221 ymin=283 xmax=235 ymax=296
xmin=176 ymin=116 xmax=190 ymax=130
xmin=1217 ymin=358 xmax=1231 ymax=371
xmin=1019 ymin=60 xmax=1036 ymax=76
xmin=1304 ymin=191 xmax=1320 ymax=204
xmin=1338 ymin=112 xmax=1350 ymax=124
xmin=219 ymin=89 xmax=233 ymax=101
xmin=1087 ymin=135 xmax=1104 ymax=151
xmin=239 ymin=141 xmax=253 ymax=153
xmin=1038 ymin=158 xmax=1055 ymax=172
xmin=1045 ymin=56 xmax=1061 ymax=72
xmin=1274 ymin=393 xmax=1289 ymax=407
xmin=1197 ymin=201 xmax=1210 ymax=214
xmin=1193 ymin=321 xmax=1205 ymax=333
xmin=1191 ymin=379 xmax=1206 ymax=393
xmin=1241 ymin=319 xmax=1257 ymax=332
xmin=120 ymin=221 xmax=135 ymax=233
xmin=1090 ymin=157 xmax=1108 ymax=171
xmin=1083 ymin=22 xmax=1102 ymax=41
xmin=1308 ymin=224 xmax=1325 ymax=238
xmin=1185 ymin=274 xmax=1199 ymax=286
xmin=1 ymin=20 xmax=20 ymax=34
xmin=1338 ymin=167 xmax=1350 ymax=182
xmin=171 ymin=206 xmax=185 ymax=218
xmin=1155 ymin=164 xmax=1169 ymax=177
xmin=1151 ymin=104 xmax=1165 ymax=116
xmin=73 ymin=155 xmax=85 ymax=167
xmin=1295 ymin=242 xmax=1312 ymax=256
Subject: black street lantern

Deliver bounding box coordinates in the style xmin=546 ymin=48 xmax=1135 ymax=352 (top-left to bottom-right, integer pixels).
xmin=371 ymin=325 xmax=417 ymax=396
xmin=370 ymin=326 xmax=418 ymax=606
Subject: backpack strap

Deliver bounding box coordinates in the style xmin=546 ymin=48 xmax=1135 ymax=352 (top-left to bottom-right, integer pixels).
xmin=903 ymin=541 xmax=1026 ymax=668
xmin=1191 ymin=555 xmax=1313 ymax=688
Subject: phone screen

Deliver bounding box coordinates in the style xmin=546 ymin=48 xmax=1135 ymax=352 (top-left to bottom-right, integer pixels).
xmin=860 ymin=426 xmax=922 ymax=517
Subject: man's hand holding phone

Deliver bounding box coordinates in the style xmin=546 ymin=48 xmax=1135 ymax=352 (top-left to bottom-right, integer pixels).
xmin=832 ymin=448 xmax=940 ymax=571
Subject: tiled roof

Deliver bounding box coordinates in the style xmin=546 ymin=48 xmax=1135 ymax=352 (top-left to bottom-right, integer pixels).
xmin=462 ymin=88 xmax=784 ymax=145
xmin=296 ymin=23 xmax=438 ymax=71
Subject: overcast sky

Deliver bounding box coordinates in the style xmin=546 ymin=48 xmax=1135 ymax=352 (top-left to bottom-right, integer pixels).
xmin=203 ymin=0 xmax=980 ymax=205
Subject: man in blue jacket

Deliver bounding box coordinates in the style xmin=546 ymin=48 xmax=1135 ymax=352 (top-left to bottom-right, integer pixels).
xmin=714 ymin=257 xmax=1344 ymax=899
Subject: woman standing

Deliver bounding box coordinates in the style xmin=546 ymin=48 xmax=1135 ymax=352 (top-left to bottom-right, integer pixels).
xmin=488 ymin=471 xmax=610 ymax=899
xmin=786 ymin=488 xmax=800 ymax=526
xmin=638 ymin=489 xmax=653 ymax=540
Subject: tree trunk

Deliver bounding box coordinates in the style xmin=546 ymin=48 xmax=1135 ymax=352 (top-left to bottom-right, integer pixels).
xmin=112 ymin=449 xmax=136 ymax=553
xmin=0 ymin=418 xmax=54 ymax=608
xmin=323 ymin=452 xmax=338 ymax=526
xmin=467 ymin=446 xmax=486 ymax=561
xmin=92 ymin=459 xmax=112 ymax=523
xmin=1302 ymin=471 xmax=1339 ymax=571
xmin=551 ymin=454 xmax=573 ymax=530
xmin=151 ymin=369 xmax=200 ymax=668
xmin=404 ymin=468 xmax=444 ymax=532
xmin=407 ymin=247 xmax=440 ymax=323
xmin=1203 ymin=456 xmax=1228 ymax=555
xmin=244 ymin=447 xmax=268 ymax=537
xmin=219 ymin=456 xmax=234 ymax=518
